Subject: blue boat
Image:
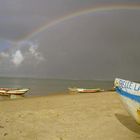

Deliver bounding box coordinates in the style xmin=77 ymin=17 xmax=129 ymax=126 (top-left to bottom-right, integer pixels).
xmin=114 ymin=78 xmax=140 ymax=124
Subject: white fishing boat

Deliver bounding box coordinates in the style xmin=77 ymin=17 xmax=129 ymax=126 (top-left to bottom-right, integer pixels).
xmin=0 ymin=88 xmax=29 ymax=95
xmin=114 ymin=78 xmax=140 ymax=124
xmin=68 ymin=87 xmax=102 ymax=93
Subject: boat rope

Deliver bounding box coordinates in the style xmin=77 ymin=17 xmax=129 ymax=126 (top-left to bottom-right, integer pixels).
xmin=115 ymin=87 xmax=140 ymax=103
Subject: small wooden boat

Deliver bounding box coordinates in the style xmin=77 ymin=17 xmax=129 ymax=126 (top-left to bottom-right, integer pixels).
xmin=0 ymin=88 xmax=29 ymax=95
xmin=68 ymin=87 xmax=102 ymax=93
xmin=114 ymin=78 xmax=140 ymax=124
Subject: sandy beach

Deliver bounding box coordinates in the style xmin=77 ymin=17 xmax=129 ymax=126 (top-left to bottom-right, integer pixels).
xmin=0 ymin=92 xmax=140 ymax=140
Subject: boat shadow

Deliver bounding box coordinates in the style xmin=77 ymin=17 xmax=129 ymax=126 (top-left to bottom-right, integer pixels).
xmin=115 ymin=113 xmax=140 ymax=135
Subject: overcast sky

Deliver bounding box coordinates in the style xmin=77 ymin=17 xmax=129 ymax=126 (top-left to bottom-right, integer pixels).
xmin=0 ymin=0 xmax=140 ymax=80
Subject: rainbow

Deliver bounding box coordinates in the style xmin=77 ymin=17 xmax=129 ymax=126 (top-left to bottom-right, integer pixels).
xmin=20 ymin=4 xmax=140 ymax=41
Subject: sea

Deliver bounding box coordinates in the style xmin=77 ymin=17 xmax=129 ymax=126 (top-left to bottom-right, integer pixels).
xmin=0 ymin=77 xmax=114 ymax=96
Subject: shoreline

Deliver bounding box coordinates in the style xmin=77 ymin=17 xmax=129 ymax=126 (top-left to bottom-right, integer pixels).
xmin=0 ymin=91 xmax=140 ymax=139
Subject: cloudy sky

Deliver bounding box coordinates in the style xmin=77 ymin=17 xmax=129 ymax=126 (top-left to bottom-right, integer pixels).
xmin=0 ymin=0 xmax=140 ymax=80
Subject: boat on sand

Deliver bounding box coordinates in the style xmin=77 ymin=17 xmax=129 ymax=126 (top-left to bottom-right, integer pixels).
xmin=0 ymin=88 xmax=29 ymax=96
xmin=114 ymin=78 xmax=140 ymax=124
xmin=68 ymin=87 xmax=102 ymax=93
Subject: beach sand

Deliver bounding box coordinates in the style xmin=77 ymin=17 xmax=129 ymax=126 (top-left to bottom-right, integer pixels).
xmin=0 ymin=92 xmax=140 ymax=140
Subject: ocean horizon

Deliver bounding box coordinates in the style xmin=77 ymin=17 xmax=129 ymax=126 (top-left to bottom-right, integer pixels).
xmin=0 ymin=77 xmax=114 ymax=96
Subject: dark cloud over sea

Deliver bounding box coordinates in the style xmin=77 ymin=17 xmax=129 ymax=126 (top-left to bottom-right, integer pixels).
xmin=0 ymin=0 xmax=140 ymax=80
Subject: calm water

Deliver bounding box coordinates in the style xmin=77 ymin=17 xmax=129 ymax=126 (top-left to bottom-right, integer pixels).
xmin=0 ymin=77 xmax=114 ymax=96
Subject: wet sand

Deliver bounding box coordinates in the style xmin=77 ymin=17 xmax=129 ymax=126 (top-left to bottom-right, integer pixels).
xmin=0 ymin=92 xmax=140 ymax=140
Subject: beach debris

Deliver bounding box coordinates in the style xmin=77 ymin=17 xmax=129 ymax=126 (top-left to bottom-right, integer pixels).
xmin=4 ymin=133 xmax=8 ymax=136
xmin=0 ymin=125 xmax=4 ymax=128
xmin=10 ymin=94 xmax=24 ymax=99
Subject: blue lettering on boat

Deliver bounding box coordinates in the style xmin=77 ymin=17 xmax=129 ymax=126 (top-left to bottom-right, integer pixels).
xmin=134 ymin=84 xmax=140 ymax=91
xmin=118 ymin=79 xmax=140 ymax=91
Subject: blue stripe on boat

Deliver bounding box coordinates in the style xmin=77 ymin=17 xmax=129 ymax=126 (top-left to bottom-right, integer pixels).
xmin=115 ymin=87 xmax=140 ymax=103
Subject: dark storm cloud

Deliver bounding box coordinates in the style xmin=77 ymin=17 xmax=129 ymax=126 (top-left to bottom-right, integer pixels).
xmin=28 ymin=9 xmax=140 ymax=80
xmin=0 ymin=0 xmax=140 ymax=80
xmin=0 ymin=0 xmax=139 ymax=40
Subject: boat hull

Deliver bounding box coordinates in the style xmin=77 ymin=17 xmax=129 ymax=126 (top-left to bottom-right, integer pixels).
xmin=0 ymin=88 xmax=29 ymax=95
xmin=68 ymin=88 xmax=101 ymax=93
xmin=114 ymin=78 xmax=140 ymax=124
